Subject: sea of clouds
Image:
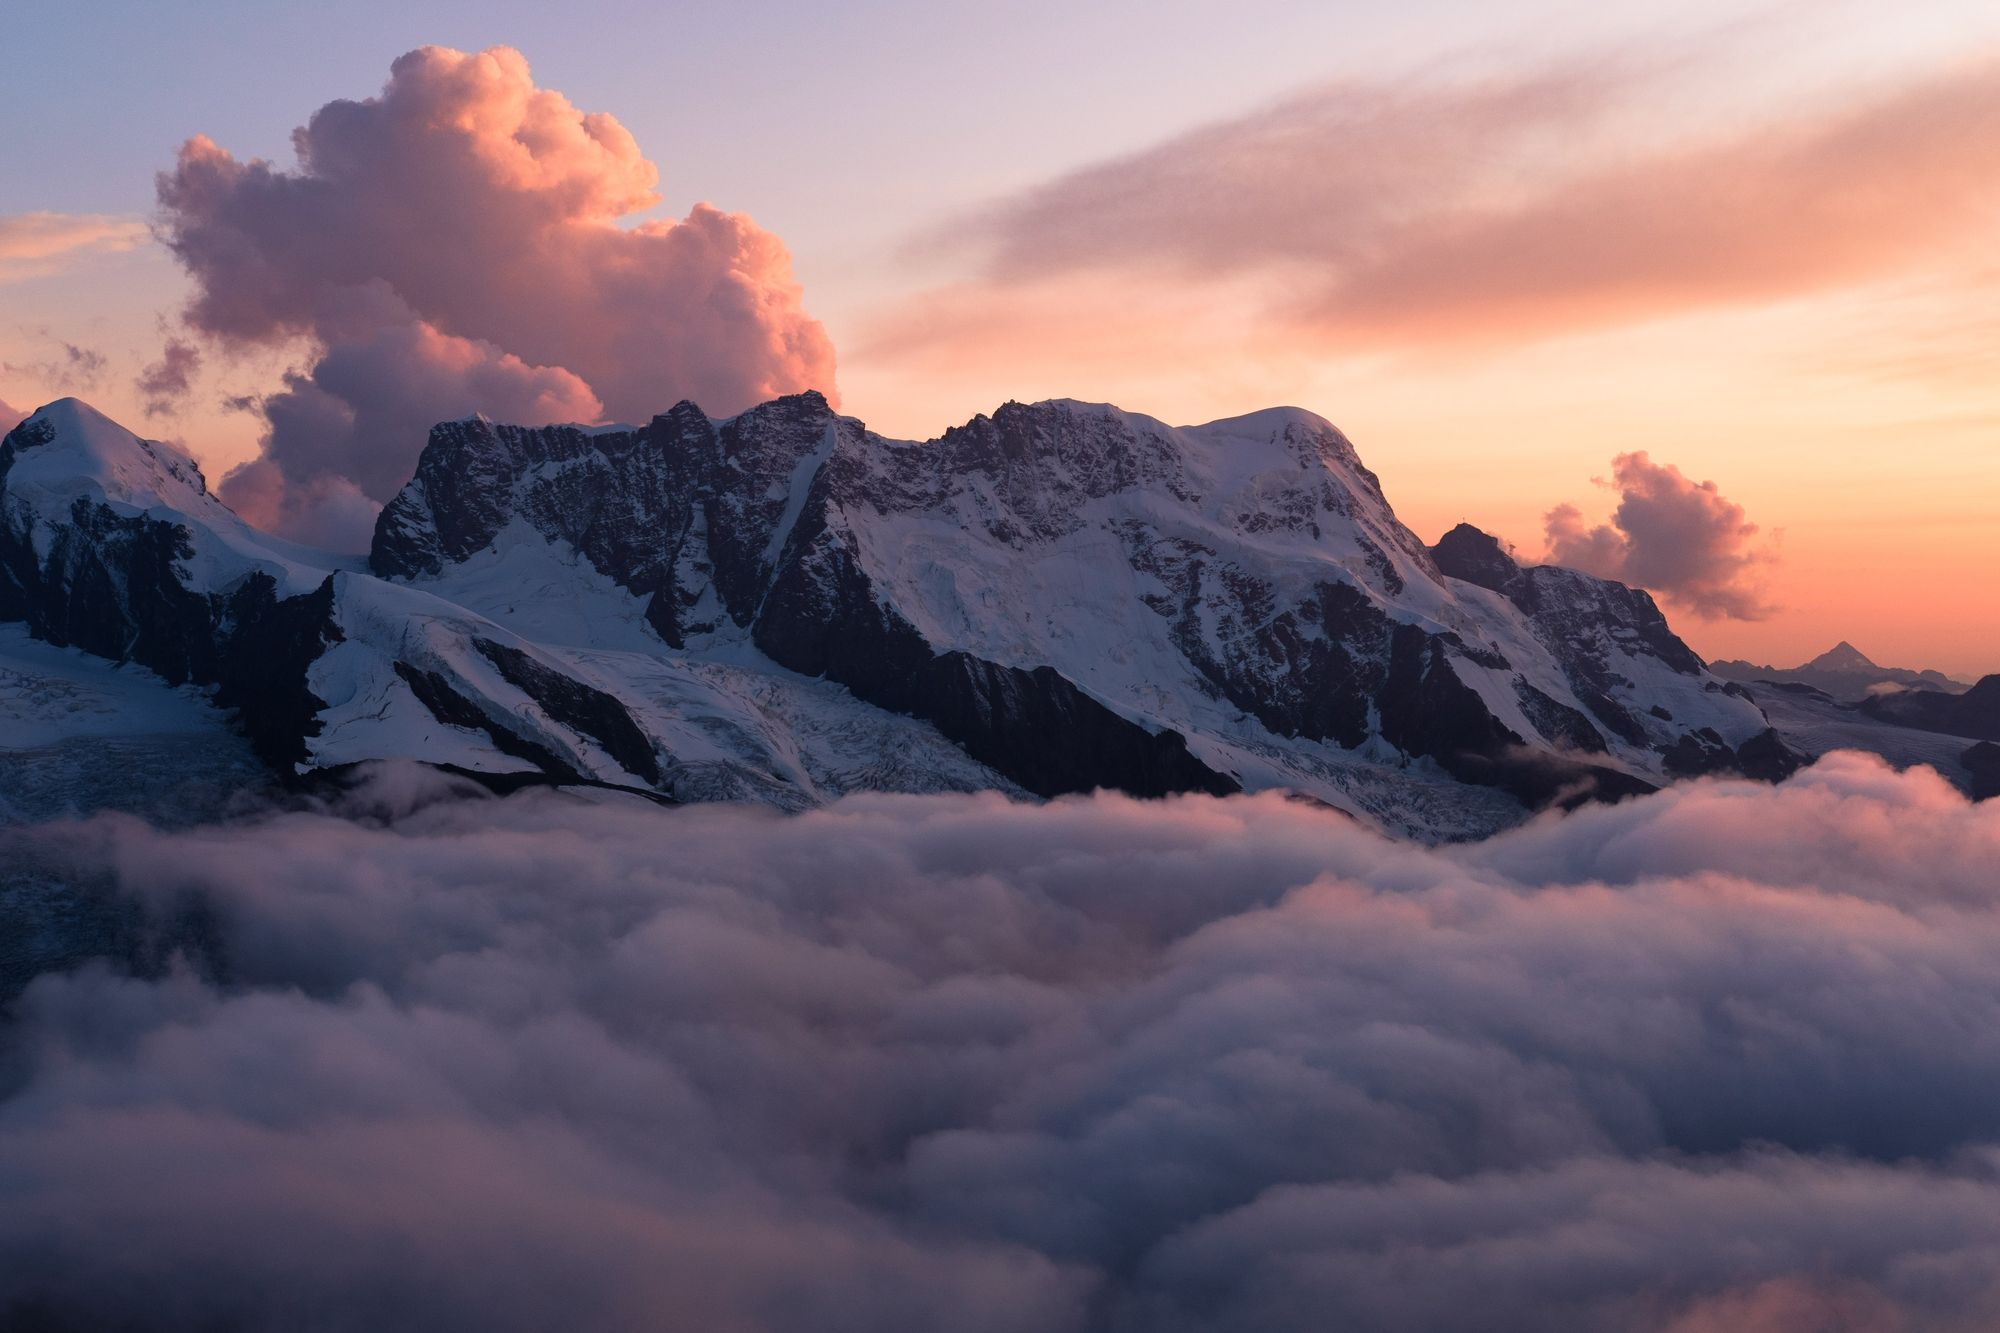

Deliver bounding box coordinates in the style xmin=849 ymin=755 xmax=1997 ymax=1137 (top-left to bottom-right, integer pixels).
xmin=2 ymin=751 xmax=1998 ymax=1331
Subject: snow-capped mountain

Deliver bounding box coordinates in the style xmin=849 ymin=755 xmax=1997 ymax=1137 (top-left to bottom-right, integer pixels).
xmin=3 ymin=395 xmax=1794 ymax=838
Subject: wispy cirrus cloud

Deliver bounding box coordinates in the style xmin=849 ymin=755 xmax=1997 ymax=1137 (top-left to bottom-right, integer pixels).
xmin=874 ymin=49 xmax=2000 ymax=362
xmin=1 ymin=335 xmax=109 ymax=394
xmin=0 ymin=211 xmax=150 ymax=284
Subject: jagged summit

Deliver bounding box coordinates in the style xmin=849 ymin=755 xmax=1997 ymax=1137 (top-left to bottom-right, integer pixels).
xmin=4 ymin=393 xmax=1802 ymax=839
xmin=366 ymin=391 xmax=1783 ymax=825
xmin=1805 ymin=641 xmax=1877 ymax=671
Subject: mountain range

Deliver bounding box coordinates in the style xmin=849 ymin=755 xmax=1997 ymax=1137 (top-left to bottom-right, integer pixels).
xmin=1709 ymin=641 xmax=1971 ymax=702
xmin=3 ymin=393 xmax=1983 ymax=838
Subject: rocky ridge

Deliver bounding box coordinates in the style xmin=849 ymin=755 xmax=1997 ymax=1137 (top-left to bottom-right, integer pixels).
xmin=2 ymin=394 xmax=1800 ymax=839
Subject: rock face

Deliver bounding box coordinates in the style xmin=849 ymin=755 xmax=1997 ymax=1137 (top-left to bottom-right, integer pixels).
xmin=1429 ymin=523 xmax=1717 ymax=749
xmin=4 ymin=394 xmax=1794 ymax=840
xmin=1963 ymin=742 xmax=2000 ymax=801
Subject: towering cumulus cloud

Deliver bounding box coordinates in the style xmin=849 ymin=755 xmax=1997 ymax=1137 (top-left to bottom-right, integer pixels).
xmin=156 ymin=46 xmax=836 ymax=546
xmin=1546 ymin=451 xmax=1773 ymax=619
xmin=3 ymin=754 xmax=2000 ymax=1329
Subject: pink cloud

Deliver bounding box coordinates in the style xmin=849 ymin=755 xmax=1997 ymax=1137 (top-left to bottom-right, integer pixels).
xmin=0 ymin=211 xmax=150 ymax=283
xmin=1307 ymin=59 xmax=2000 ymax=346
xmin=157 ymin=45 xmax=836 ymax=544
xmin=214 ymin=308 xmax=602 ymax=549
xmin=1659 ymin=1278 xmax=1912 ymax=1333
xmin=1545 ymin=452 xmax=1774 ymax=620
xmin=898 ymin=53 xmax=2000 ymax=357
xmin=216 ymin=459 xmax=381 ymax=552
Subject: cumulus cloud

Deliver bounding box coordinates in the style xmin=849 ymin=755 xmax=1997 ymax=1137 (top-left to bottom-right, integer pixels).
xmin=884 ymin=51 xmax=2000 ymax=359
xmin=0 ymin=211 xmax=150 ymax=283
xmin=156 ymin=45 xmax=836 ymax=546
xmin=1545 ymin=451 xmax=1774 ymax=619
xmin=2 ymin=753 xmax=1999 ymax=1330
xmin=214 ymin=460 xmax=385 ymax=552
xmin=215 ymin=303 xmax=604 ymax=548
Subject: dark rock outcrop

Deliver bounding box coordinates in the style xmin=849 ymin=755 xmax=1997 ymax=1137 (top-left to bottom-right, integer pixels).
xmin=471 ymin=639 xmax=661 ymax=784
xmin=1963 ymin=742 xmax=2000 ymax=801
xmin=881 ymin=652 xmax=1236 ymax=799
xmin=392 ymin=661 xmax=584 ymax=782
xmin=1861 ymin=676 xmax=2000 ymax=742
xmin=213 ymin=574 xmax=342 ymax=771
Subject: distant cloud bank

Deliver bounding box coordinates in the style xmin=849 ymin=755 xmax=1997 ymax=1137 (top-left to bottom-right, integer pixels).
xmin=3 ymin=753 xmax=1999 ymax=1330
xmin=156 ymin=45 xmax=837 ymax=548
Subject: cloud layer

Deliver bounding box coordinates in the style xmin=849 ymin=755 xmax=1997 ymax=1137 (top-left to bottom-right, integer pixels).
xmin=3 ymin=753 xmax=1999 ymax=1330
xmin=156 ymin=45 xmax=836 ymax=547
xmin=1545 ymin=451 xmax=1773 ymax=619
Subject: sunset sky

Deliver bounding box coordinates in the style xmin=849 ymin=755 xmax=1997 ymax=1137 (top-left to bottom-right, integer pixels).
xmin=3 ymin=0 xmax=1996 ymax=675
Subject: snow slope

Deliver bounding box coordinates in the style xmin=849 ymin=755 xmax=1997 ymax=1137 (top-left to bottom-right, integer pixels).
xmin=0 ymin=621 xmax=262 ymax=823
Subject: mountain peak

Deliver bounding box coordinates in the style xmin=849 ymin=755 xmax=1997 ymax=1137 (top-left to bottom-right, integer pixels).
xmin=1806 ymin=641 xmax=1877 ymax=672
xmin=1190 ymin=404 xmax=1338 ymax=435
xmin=1 ymin=397 xmax=213 ymax=516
